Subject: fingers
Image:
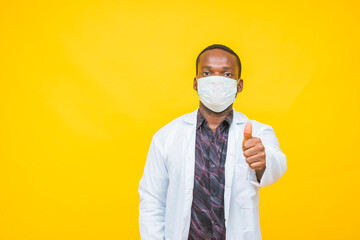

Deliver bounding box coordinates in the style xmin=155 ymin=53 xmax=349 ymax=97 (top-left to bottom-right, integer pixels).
xmin=248 ymin=161 xmax=265 ymax=170
xmin=245 ymin=151 xmax=266 ymax=165
xmin=243 ymin=144 xmax=260 ymax=157
xmin=243 ymin=137 xmax=262 ymax=151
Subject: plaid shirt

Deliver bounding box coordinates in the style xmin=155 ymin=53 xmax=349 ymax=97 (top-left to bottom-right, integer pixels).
xmin=188 ymin=109 xmax=233 ymax=240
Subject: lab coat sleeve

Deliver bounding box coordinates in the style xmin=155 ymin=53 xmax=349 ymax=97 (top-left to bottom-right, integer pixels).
xmin=257 ymin=125 xmax=287 ymax=187
xmin=138 ymin=132 xmax=169 ymax=240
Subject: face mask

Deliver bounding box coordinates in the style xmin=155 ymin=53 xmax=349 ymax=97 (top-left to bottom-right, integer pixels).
xmin=196 ymin=75 xmax=240 ymax=113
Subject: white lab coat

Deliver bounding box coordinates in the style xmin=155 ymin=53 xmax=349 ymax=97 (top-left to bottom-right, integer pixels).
xmin=138 ymin=107 xmax=287 ymax=240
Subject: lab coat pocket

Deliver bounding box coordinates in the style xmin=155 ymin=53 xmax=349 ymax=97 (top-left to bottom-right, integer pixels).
xmin=231 ymin=164 xmax=260 ymax=209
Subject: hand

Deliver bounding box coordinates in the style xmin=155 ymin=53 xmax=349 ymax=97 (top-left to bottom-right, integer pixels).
xmin=242 ymin=121 xmax=266 ymax=171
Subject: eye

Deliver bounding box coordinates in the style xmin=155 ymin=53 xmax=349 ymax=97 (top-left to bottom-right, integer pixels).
xmin=203 ymin=71 xmax=211 ymax=76
xmin=224 ymin=72 xmax=232 ymax=77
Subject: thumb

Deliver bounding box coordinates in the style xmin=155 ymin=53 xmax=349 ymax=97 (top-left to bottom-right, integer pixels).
xmin=242 ymin=121 xmax=252 ymax=149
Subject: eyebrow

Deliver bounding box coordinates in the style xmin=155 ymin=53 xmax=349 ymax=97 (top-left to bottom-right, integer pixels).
xmin=201 ymin=65 xmax=233 ymax=70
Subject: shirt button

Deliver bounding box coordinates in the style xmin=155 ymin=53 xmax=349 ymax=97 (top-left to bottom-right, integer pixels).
xmin=212 ymin=192 xmax=216 ymax=197
xmin=210 ymin=163 xmax=215 ymax=168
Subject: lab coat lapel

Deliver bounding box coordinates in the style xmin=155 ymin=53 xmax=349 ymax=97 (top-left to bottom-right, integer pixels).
xmin=182 ymin=108 xmax=198 ymax=239
xmin=224 ymin=107 xmax=247 ymax=227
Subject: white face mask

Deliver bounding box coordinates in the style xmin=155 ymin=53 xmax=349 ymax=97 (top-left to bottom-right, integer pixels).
xmin=196 ymin=75 xmax=240 ymax=113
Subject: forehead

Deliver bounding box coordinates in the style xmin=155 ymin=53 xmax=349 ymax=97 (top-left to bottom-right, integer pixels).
xmin=198 ymin=49 xmax=237 ymax=69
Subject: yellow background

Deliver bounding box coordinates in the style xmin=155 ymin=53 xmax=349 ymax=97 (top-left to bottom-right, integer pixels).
xmin=1 ymin=0 xmax=359 ymax=239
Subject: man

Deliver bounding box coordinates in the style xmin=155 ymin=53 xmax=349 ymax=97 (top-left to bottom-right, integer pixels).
xmin=138 ymin=44 xmax=287 ymax=240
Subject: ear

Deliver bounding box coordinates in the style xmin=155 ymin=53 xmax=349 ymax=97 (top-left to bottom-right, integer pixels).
xmin=193 ymin=77 xmax=198 ymax=91
xmin=235 ymin=78 xmax=243 ymax=97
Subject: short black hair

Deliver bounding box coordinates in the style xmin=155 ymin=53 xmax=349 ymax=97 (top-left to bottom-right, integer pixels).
xmin=196 ymin=44 xmax=241 ymax=78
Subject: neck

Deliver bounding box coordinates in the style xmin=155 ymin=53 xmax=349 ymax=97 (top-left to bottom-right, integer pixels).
xmin=198 ymin=102 xmax=233 ymax=132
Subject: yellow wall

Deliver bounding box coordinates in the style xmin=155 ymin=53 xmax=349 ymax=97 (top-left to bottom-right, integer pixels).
xmin=1 ymin=0 xmax=359 ymax=239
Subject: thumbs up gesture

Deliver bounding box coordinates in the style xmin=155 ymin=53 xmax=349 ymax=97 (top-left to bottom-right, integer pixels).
xmin=242 ymin=121 xmax=266 ymax=171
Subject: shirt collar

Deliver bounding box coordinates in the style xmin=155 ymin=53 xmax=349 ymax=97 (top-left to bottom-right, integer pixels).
xmin=196 ymin=108 xmax=234 ymax=130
